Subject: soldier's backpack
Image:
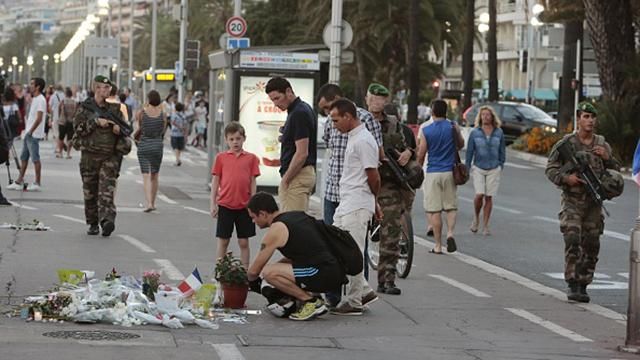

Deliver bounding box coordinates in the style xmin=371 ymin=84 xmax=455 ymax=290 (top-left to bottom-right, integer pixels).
xmin=312 ymin=217 xmax=364 ymax=276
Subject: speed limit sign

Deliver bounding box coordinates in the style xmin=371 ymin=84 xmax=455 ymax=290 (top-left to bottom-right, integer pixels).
xmin=226 ymin=16 xmax=247 ymax=38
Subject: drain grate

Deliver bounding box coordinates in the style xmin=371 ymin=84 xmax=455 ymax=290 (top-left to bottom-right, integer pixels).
xmin=43 ymin=330 xmax=140 ymax=341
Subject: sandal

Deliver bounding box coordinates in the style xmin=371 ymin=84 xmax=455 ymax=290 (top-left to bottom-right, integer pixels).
xmin=143 ymin=208 xmax=153 ymax=213
xmin=470 ymin=219 xmax=479 ymax=233
xmin=426 ymin=228 xmax=434 ymax=237
xmin=429 ymin=248 xmax=443 ymax=255
xmin=483 ymin=228 xmax=491 ymax=236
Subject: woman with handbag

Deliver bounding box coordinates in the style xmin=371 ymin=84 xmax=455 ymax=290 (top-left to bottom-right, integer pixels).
xmin=465 ymin=106 xmax=506 ymax=236
xmin=134 ymin=90 xmax=167 ymax=212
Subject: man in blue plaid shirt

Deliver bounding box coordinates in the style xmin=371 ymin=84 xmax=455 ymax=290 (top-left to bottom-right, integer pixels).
xmin=317 ymin=84 xmax=383 ymax=224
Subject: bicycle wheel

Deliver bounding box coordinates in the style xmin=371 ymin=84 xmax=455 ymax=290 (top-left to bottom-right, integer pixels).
xmin=366 ymin=219 xmax=381 ymax=271
xmin=396 ymin=212 xmax=414 ymax=279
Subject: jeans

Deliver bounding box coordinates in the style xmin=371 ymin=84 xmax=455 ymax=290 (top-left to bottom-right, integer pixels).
xmin=323 ymin=198 xmax=339 ymax=225
xmin=333 ymin=208 xmax=374 ymax=307
xmin=20 ymin=134 xmax=41 ymax=162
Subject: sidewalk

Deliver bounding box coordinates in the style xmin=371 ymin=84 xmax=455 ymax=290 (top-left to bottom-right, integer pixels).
xmin=0 ymin=141 xmax=637 ymax=360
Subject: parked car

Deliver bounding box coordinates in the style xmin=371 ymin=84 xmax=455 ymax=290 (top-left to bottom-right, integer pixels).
xmin=463 ymin=101 xmax=557 ymax=143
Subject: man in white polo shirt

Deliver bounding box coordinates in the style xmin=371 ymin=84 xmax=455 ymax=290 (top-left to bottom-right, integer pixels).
xmin=328 ymin=99 xmax=382 ymax=316
xmin=8 ymin=77 xmax=47 ymax=191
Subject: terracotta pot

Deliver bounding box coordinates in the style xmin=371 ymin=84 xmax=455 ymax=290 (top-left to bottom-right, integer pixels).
xmin=222 ymin=283 xmax=249 ymax=309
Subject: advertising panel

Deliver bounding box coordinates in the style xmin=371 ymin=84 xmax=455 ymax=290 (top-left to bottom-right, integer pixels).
xmin=238 ymin=75 xmax=315 ymax=187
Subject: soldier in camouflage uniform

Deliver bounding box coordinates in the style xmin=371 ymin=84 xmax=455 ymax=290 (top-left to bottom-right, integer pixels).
xmin=72 ymin=75 xmax=130 ymax=237
xmin=545 ymin=102 xmax=620 ymax=303
xmin=366 ymin=83 xmax=415 ymax=295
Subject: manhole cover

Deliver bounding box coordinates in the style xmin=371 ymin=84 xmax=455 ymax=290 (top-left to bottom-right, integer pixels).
xmin=43 ymin=330 xmax=140 ymax=341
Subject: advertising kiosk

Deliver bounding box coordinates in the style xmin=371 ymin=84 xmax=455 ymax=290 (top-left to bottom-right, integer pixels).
xmin=207 ymin=46 xmax=324 ymax=188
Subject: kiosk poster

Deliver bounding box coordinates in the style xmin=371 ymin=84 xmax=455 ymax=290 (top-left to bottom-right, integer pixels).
xmin=238 ymin=76 xmax=315 ymax=187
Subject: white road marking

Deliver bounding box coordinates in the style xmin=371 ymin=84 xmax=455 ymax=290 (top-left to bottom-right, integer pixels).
xmin=127 ymin=166 xmax=138 ymax=172
xmin=9 ymin=202 xmax=38 ymax=210
xmin=118 ymin=234 xmax=156 ymax=253
xmin=135 ymin=180 xmax=143 ymax=185
xmin=157 ymin=194 xmax=178 ymax=204
xmin=459 ymin=197 xmax=523 ymax=214
xmin=181 ymin=157 xmax=196 ymax=165
xmin=428 ymin=274 xmax=491 ymax=298
xmin=533 ymin=216 xmax=629 ymax=242
xmin=153 ymin=259 xmax=185 ymax=280
xmin=183 ymin=206 xmax=210 ymax=215
xmin=125 ymin=170 xmax=134 ymax=176
xmin=545 ymin=272 xmax=611 ymax=280
xmin=211 ymin=343 xmax=245 ymax=360
xmin=544 ymin=272 xmax=627 ymax=289
xmin=414 ymin=235 xmax=627 ymax=324
xmin=505 ymin=308 xmax=593 ymax=342
xmin=74 ymin=205 xmax=143 ymax=213
xmin=618 ymin=273 xmax=629 ymax=279
xmin=504 ymin=162 xmax=535 ymax=170
xmin=53 ymin=214 xmax=85 ymax=224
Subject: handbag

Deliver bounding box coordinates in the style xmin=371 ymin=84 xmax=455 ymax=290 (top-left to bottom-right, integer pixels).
xmin=451 ymin=125 xmax=469 ymax=185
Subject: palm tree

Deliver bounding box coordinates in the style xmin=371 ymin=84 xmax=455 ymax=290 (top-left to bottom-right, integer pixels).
xmin=407 ymin=0 xmax=420 ymax=124
xmin=461 ymin=0 xmax=475 ymax=111
xmin=487 ymin=0 xmax=498 ymax=101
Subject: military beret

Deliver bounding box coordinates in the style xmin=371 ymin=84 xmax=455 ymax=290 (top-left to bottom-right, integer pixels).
xmin=367 ymin=83 xmax=390 ymax=97
xmin=577 ymin=101 xmax=597 ymax=115
xmin=94 ymin=75 xmax=112 ymax=86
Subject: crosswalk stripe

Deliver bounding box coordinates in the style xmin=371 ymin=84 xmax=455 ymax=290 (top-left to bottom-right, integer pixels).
xmin=505 ymin=308 xmax=593 ymax=342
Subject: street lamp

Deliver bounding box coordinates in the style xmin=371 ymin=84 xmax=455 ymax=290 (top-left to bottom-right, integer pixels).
xmin=53 ymin=53 xmax=60 ymax=84
xmin=26 ymin=55 xmax=34 ymax=83
xmin=477 ymin=12 xmax=490 ymax=92
xmin=526 ymin=3 xmax=544 ymax=104
xmin=11 ymin=56 xmax=17 ymax=83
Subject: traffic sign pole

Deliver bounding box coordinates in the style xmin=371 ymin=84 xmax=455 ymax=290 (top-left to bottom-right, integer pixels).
xmin=329 ymin=0 xmax=343 ymax=84
xmin=177 ymin=0 xmax=188 ymax=102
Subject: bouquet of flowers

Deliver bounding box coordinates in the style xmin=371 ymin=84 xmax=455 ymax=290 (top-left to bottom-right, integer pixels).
xmin=142 ymin=270 xmax=161 ymax=301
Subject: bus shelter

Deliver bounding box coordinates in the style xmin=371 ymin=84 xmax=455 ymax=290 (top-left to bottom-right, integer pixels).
xmin=207 ymin=45 xmax=327 ymax=188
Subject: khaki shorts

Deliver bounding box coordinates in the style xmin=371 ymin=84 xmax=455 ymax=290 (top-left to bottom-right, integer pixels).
xmin=278 ymin=165 xmax=316 ymax=212
xmin=424 ymin=171 xmax=457 ymax=212
xmin=472 ymin=166 xmax=501 ymax=197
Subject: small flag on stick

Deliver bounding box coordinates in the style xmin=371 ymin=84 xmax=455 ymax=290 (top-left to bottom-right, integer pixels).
xmin=177 ymin=267 xmax=202 ymax=296
xmin=633 ymin=138 xmax=640 ymax=187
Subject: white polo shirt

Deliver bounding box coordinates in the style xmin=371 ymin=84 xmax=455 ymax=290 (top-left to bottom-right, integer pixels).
xmin=335 ymin=123 xmax=379 ymax=216
xmin=26 ymin=94 xmax=47 ymax=139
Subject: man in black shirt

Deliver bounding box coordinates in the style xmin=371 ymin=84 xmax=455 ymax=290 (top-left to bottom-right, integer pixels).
xmin=265 ymin=77 xmax=317 ymax=212
xmin=247 ymin=192 xmax=344 ymax=321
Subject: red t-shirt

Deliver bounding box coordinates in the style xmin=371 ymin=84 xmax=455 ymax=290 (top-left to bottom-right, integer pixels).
xmin=212 ymin=150 xmax=261 ymax=209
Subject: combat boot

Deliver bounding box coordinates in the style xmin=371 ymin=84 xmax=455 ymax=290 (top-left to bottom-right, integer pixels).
xmin=87 ymin=224 xmax=99 ymax=235
xmin=577 ymin=285 xmax=590 ymax=303
xmin=101 ymin=220 xmax=115 ymax=237
xmin=566 ymin=282 xmax=580 ymax=302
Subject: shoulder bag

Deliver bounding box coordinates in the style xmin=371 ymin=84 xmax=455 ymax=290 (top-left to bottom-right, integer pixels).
xmin=451 ymin=124 xmax=469 ymax=185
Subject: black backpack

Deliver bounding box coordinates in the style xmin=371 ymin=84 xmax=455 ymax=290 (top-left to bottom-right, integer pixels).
xmin=0 ymin=115 xmax=9 ymax=165
xmin=5 ymin=106 xmax=19 ymax=139
xmin=313 ymin=218 xmax=364 ymax=276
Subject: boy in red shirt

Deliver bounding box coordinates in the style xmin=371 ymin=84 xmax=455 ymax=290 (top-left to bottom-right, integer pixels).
xmin=211 ymin=122 xmax=261 ymax=268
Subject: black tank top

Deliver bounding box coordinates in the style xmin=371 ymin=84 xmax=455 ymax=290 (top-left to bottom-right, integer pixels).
xmin=274 ymin=211 xmax=336 ymax=266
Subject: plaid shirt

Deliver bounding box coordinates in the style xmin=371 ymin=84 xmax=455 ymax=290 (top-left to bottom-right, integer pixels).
xmin=323 ymin=107 xmax=383 ymax=202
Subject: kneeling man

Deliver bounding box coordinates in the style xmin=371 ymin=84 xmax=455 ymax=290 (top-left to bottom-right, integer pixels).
xmin=247 ymin=192 xmax=346 ymax=321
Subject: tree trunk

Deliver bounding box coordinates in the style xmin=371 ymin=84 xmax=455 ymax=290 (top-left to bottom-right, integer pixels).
xmin=558 ymin=20 xmax=582 ymax=133
xmin=406 ymin=0 xmax=420 ymax=124
xmin=461 ymin=0 xmax=475 ymax=111
xmin=488 ymin=0 xmax=498 ymax=101
xmin=354 ymin=48 xmax=367 ymax=105
xmin=583 ymin=0 xmax=635 ymax=101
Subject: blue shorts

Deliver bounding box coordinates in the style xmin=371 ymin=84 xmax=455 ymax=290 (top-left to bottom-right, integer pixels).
xmin=20 ymin=134 xmax=41 ymax=162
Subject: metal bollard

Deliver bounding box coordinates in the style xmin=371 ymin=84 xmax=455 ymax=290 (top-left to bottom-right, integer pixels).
xmin=620 ymin=214 xmax=640 ymax=354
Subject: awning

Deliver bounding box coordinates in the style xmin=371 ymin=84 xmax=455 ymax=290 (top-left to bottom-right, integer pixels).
xmin=505 ymin=88 xmax=558 ymax=101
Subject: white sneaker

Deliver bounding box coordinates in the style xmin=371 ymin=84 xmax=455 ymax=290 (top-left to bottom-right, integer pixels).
xmin=7 ymin=182 xmax=23 ymax=190
xmin=26 ymin=183 xmax=41 ymax=191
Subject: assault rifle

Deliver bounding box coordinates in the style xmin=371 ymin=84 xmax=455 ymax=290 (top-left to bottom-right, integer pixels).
xmin=556 ymin=140 xmax=609 ymax=216
xmin=83 ymin=101 xmax=132 ymax=137
xmin=384 ymin=147 xmax=413 ymax=191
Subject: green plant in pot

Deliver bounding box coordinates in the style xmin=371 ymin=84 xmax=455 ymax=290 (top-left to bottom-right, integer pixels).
xmin=215 ymin=252 xmax=249 ymax=309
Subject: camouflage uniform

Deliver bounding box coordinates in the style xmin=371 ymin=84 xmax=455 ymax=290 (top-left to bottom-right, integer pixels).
xmin=377 ymin=114 xmax=415 ymax=287
xmin=546 ymin=133 xmax=619 ymax=286
xmin=72 ymin=98 xmax=127 ymax=227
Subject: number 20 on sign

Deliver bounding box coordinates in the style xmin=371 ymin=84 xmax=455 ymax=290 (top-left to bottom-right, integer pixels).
xmin=226 ymin=16 xmax=247 ymax=38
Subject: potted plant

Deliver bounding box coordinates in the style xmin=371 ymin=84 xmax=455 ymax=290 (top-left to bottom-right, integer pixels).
xmin=215 ymin=252 xmax=249 ymax=309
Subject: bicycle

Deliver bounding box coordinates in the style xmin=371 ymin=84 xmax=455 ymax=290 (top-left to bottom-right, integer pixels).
xmin=364 ymin=211 xmax=414 ymax=279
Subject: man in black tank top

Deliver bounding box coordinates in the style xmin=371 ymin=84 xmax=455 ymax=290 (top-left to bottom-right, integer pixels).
xmin=246 ymin=192 xmax=345 ymax=321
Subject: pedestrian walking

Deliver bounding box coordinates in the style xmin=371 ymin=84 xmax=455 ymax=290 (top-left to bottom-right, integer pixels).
xmin=416 ymin=99 xmax=465 ymax=254
xmin=0 ymin=107 xmax=12 ymax=206
xmin=210 ymin=122 xmax=260 ymax=269
xmin=50 ymin=85 xmax=64 ymax=154
xmin=57 ymin=87 xmax=77 ymax=159
xmin=246 ymin=192 xmax=345 ymax=321
xmin=465 ymin=106 xmax=505 ymax=236
xmin=170 ymin=102 xmax=188 ymax=166
xmin=366 ymin=83 xmax=414 ymax=295
xmin=134 ymin=90 xmax=167 ymax=213
xmin=7 ymin=78 xmax=47 ymax=192
xmin=316 ymin=83 xmax=383 ymax=225
xmin=326 ymin=99 xmax=381 ymax=315
xmin=545 ymin=102 xmax=621 ymax=303
xmin=44 ymin=85 xmax=54 ymax=141
xmin=191 ymin=100 xmax=207 ymax=148
xmin=3 ymin=87 xmax=22 ymax=140
xmin=72 ymin=75 xmax=131 ymax=236
xmin=417 ymin=118 xmax=435 ymax=237
xmin=265 ymin=77 xmax=317 ymax=212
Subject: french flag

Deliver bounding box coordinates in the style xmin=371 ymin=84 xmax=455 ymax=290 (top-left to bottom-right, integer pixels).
xmin=633 ymin=139 xmax=640 ymax=187
xmin=177 ymin=267 xmax=202 ymax=296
